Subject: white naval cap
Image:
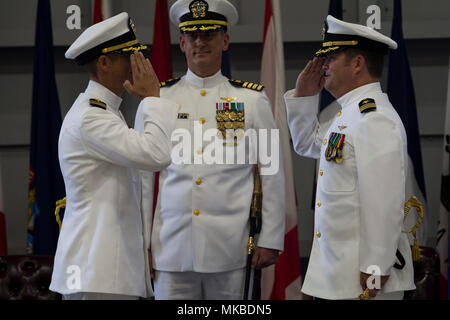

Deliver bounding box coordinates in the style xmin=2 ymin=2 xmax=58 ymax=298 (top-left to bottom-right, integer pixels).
xmin=170 ymin=0 xmax=238 ymax=33
xmin=316 ymin=15 xmax=398 ymax=57
xmin=65 ymin=12 xmax=148 ymax=65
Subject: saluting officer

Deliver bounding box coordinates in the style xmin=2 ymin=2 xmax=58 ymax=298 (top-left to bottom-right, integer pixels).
xmin=285 ymin=15 xmax=416 ymax=300
xmin=135 ymin=0 xmax=286 ymax=300
xmin=50 ymin=12 xmax=178 ymax=300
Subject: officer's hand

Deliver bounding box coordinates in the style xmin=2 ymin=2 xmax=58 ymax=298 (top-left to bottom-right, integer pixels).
xmin=252 ymin=247 xmax=279 ymax=269
xmin=124 ymin=51 xmax=160 ymax=99
xmin=294 ymin=57 xmax=325 ymax=97
xmin=360 ymin=272 xmax=390 ymax=298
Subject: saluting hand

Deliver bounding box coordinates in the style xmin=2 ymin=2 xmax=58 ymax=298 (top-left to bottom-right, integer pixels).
xmin=124 ymin=51 xmax=160 ymax=99
xmin=294 ymin=57 xmax=326 ymax=97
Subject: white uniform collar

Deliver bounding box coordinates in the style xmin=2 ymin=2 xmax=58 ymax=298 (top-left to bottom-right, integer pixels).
xmin=337 ymin=82 xmax=382 ymax=109
xmin=85 ymin=80 xmax=123 ymax=113
xmin=185 ymin=69 xmax=226 ymax=88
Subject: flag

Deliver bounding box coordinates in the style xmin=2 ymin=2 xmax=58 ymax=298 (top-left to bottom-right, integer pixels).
xmin=436 ymin=55 xmax=450 ymax=299
xmin=93 ymin=0 xmax=112 ymax=24
xmin=0 ymin=163 xmax=7 ymax=255
xmin=151 ymin=0 xmax=173 ymax=217
xmin=387 ymin=0 xmax=428 ymax=246
xmin=152 ymin=0 xmax=173 ymax=82
xmin=260 ymin=0 xmax=302 ymax=300
xmin=27 ymin=0 xmax=65 ymax=255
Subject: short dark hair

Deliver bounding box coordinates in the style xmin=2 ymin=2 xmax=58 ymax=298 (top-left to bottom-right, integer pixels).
xmin=343 ymin=48 xmax=385 ymax=79
xmin=85 ymin=53 xmax=126 ymax=78
xmin=85 ymin=59 xmax=98 ymax=78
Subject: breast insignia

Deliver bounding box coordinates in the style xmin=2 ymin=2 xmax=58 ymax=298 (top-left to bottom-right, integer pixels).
xmin=359 ymin=98 xmax=377 ymax=113
xmin=229 ymin=79 xmax=264 ymax=92
xmin=89 ymin=99 xmax=107 ymax=110
xmin=160 ymin=77 xmax=181 ymax=88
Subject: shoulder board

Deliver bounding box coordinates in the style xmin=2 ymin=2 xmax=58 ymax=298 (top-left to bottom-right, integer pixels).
xmin=359 ymin=98 xmax=377 ymax=114
xmin=160 ymin=77 xmax=181 ymax=88
xmin=229 ymin=79 xmax=264 ymax=92
xmin=89 ymin=99 xmax=107 ymax=110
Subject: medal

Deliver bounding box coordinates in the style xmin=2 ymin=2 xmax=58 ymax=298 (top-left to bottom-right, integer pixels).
xmin=325 ymin=132 xmax=346 ymax=163
xmin=216 ymin=100 xmax=245 ymax=140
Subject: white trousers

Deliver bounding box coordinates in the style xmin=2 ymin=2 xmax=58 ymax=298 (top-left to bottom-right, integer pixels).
xmin=63 ymin=292 xmax=139 ymax=300
xmin=154 ymin=268 xmax=246 ymax=300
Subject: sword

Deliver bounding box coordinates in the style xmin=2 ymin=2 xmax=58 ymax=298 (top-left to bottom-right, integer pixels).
xmin=243 ymin=165 xmax=262 ymax=300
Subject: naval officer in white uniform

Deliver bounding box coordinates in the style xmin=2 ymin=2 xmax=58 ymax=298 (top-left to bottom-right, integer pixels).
xmin=284 ymin=16 xmax=415 ymax=300
xmin=135 ymin=0 xmax=286 ymax=300
xmin=50 ymin=13 xmax=178 ymax=300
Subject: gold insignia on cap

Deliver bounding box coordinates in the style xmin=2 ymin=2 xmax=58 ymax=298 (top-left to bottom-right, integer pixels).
xmin=102 ymin=39 xmax=139 ymax=54
xmin=190 ymin=0 xmax=208 ymax=19
xmin=129 ymin=18 xmax=137 ymax=36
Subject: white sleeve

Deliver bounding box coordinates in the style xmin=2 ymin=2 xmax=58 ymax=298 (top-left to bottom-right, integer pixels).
xmin=355 ymin=113 xmax=406 ymax=275
xmin=253 ymin=92 xmax=286 ymax=252
xmin=80 ymin=97 xmax=177 ymax=172
xmin=134 ymin=100 xmax=157 ymax=253
xmin=284 ymin=90 xmax=329 ymax=159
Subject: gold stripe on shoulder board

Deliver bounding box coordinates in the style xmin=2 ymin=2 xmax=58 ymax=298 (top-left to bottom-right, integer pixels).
xmin=89 ymin=99 xmax=107 ymax=110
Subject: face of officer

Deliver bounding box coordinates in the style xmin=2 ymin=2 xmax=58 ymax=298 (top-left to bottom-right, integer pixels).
xmin=322 ymin=51 xmax=354 ymax=99
xmin=323 ymin=50 xmax=372 ymax=99
xmin=90 ymin=53 xmax=132 ymax=97
xmin=180 ymin=31 xmax=230 ymax=78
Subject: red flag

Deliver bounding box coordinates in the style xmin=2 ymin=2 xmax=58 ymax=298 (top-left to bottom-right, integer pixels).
xmin=260 ymin=0 xmax=302 ymax=300
xmin=151 ymin=0 xmax=173 ymax=216
xmin=93 ymin=0 xmax=112 ymax=24
xmin=152 ymin=0 xmax=173 ymax=82
xmin=0 ymin=163 xmax=8 ymax=255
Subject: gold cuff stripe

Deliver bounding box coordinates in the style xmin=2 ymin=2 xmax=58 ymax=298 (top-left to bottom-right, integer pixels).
xmin=323 ymin=40 xmax=358 ymax=47
xmin=102 ymin=40 xmax=139 ymax=54
xmin=179 ymin=20 xmax=228 ymax=27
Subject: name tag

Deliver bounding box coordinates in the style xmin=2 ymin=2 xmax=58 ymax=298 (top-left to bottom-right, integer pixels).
xmin=178 ymin=113 xmax=190 ymax=120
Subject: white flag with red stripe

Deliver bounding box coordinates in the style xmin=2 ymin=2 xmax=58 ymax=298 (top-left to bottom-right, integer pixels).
xmin=260 ymin=0 xmax=303 ymax=300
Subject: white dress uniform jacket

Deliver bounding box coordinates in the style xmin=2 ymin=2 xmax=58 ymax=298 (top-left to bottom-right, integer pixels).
xmin=135 ymin=70 xmax=286 ymax=274
xmin=285 ymin=83 xmax=415 ymax=299
xmin=50 ymin=80 xmax=177 ymax=297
